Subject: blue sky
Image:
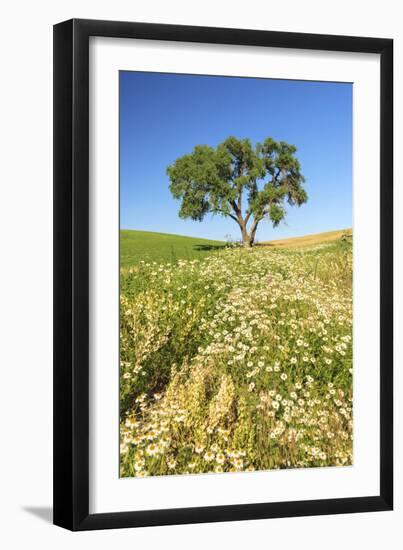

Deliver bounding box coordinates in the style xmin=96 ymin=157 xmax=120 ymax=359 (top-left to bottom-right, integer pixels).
xmin=120 ymin=71 xmax=352 ymax=242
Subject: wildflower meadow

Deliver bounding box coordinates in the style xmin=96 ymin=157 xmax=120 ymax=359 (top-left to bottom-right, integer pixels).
xmin=119 ymin=236 xmax=353 ymax=477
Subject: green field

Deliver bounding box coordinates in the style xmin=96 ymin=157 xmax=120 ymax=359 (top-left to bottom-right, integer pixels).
xmin=120 ymin=230 xmax=353 ymax=477
xmin=120 ymin=230 xmax=225 ymax=267
xmin=120 ymin=228 xmax=352 ymax=268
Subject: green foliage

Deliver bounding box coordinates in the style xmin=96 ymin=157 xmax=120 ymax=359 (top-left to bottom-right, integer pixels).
xmin=167 ymin=136 xmax=308 ymax=245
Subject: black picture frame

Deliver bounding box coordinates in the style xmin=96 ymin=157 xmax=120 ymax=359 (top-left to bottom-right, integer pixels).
xmin=53 ymin=18 xmax=393 ymax=531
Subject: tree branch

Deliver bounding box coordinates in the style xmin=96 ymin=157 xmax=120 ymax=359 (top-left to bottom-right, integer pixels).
xmin=227 ymin=212 xmax=240 ymax=224
xmin=273 ymin=168 xmax=282 ymax=185
xmin=249 ymin=214 xmax=263 ymax=244
xmin=216 ymin=208 xmax=240 ymax=225
xmin=237 ymin=185 xmax=242 ymax=212
xmin=229 ymin=199 xmax=239 ymax=214
xmin=250 ymin=216 xmax=261 ymax=234
xmin=244 ymin=210 xmax=253 ymax=226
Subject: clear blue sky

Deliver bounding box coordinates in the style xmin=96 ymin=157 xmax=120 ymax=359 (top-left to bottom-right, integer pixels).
xmin=120 ymin=71 xmax=352 ymax=242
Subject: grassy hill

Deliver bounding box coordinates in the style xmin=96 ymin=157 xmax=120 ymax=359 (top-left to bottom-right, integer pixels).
xmin=260 ymin=228 xmax=352 ymax=249
xmin=120 ymin=230 xmax=225 ymax=267
xmin=120 ymin=228 xmax=352 ymax=267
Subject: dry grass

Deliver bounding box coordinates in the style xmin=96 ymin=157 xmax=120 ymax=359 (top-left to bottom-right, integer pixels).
xmin=259 ymin=228 xmax=352 ymax=249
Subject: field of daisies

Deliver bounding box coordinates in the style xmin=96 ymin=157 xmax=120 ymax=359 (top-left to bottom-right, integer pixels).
xmin=120 ymin=238 xmax=353 ymax=477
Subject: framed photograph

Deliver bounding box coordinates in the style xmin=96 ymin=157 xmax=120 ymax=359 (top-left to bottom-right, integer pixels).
xmin=53 ymin=19 xmax=393 ymax=530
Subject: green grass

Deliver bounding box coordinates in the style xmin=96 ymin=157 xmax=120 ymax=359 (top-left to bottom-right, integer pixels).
xmin=120 ymin=230 xmax=225 ymax=267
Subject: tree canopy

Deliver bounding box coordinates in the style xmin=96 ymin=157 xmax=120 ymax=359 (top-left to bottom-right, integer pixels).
xmin=167 ymin=136 xmax=307 ymax=247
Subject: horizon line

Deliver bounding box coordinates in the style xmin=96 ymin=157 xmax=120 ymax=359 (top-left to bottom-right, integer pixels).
xmin=120 ymin=227 xmax=353 ymax=242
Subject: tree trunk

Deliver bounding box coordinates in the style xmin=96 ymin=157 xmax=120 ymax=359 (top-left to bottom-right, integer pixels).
xmin=243 ymin=236 xmax=252 ymax=248
xmin=239 ymin=224 xmax=252 ymax=248
xmin=235 ymin=210 xmax=259 ymax=248
xmin=249 ymin=229 xmax=256 ymax=246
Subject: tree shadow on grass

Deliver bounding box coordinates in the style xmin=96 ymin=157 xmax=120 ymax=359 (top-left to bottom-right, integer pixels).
xmin=192 ymin=244 xmax=227 ymax=252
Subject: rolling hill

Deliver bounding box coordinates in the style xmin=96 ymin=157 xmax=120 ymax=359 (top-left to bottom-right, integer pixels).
xmin=260 ymin=228 xmax=352 ymax=249
xmin=120 ymin=230 xmax=225 ymax=267
xmin=120 ymin=228 xmax=352 ymax=267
